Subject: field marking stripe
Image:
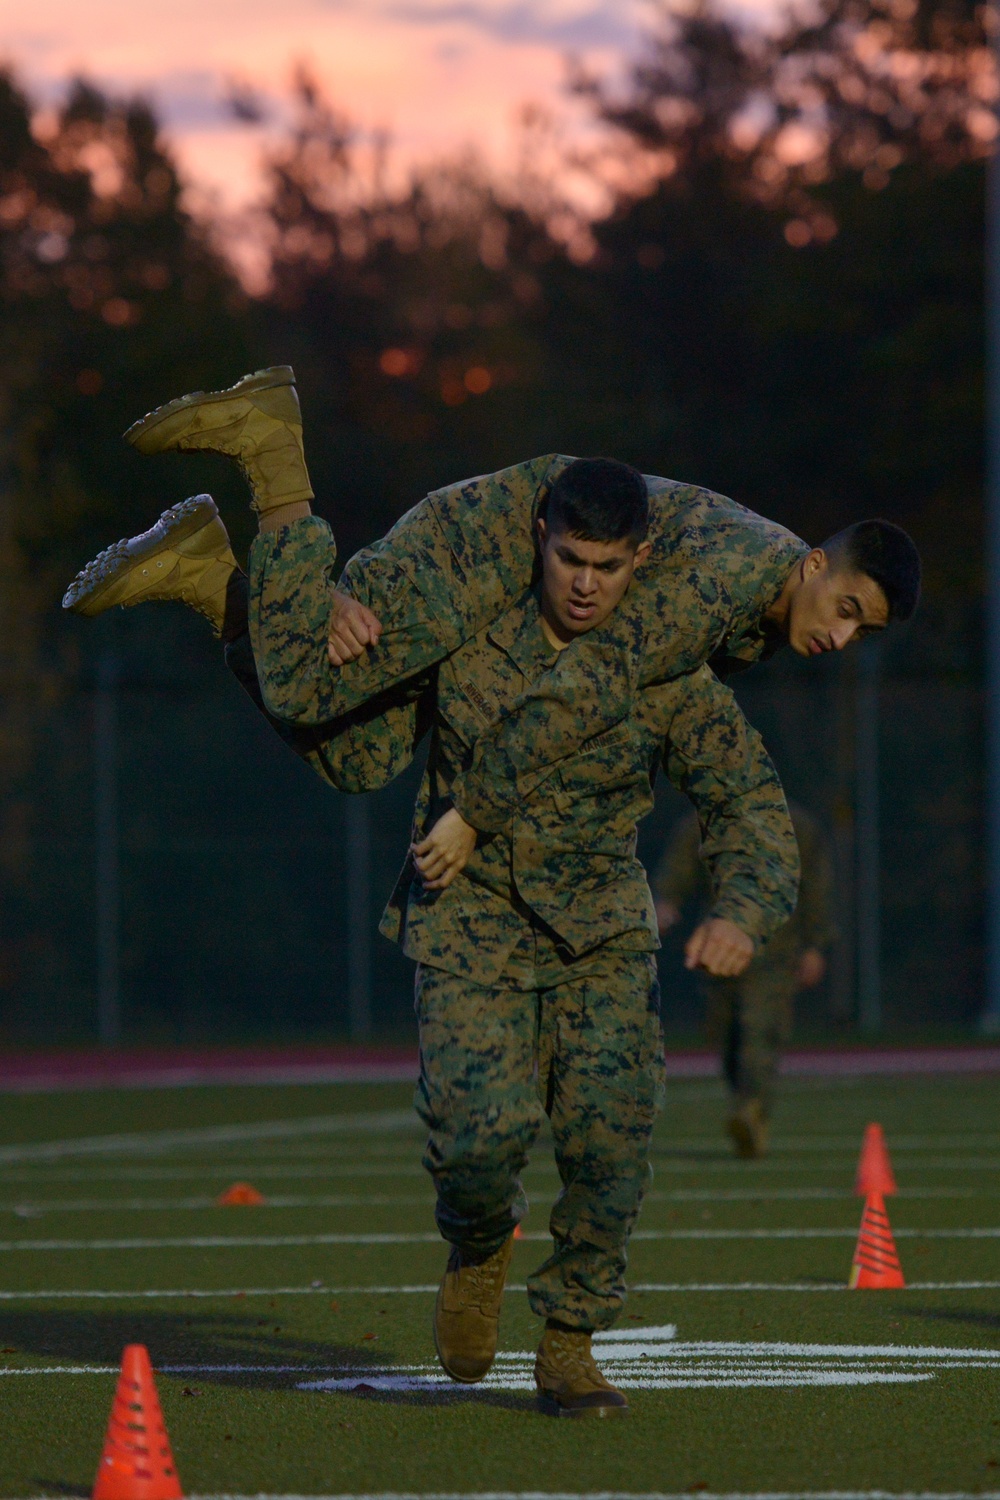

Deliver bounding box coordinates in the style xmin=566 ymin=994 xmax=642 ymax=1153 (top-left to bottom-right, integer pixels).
xmin=25 ymin=1483 xmax=1000 ymax=1497
xmin=2 ymin=1227 xmax=1000 ymax=1250
xmin=3 ymin=1340 xmax=997 ymax=1372
xmin=0 ymin=1195 xmax=435 ymax=1214
xmin=0 ymin=1111 xmax=419 ymax=1164
xmin=0 ymin=1280 xmax=998 ymax=1300
xmin=0 ymin=1285 xmax=443 ymax=1299
xmin=2 ymin=1188 xmax=987 ymax=1213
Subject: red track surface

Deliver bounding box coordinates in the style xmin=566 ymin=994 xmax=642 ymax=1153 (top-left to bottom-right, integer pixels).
xmin=0 ymin=1043 xmax=998 ymax=1092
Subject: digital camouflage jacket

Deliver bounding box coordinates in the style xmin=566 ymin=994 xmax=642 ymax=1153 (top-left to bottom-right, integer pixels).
xmin=294 ymin=585 xmax=798 ymax=986
xmin=337 ymin=455 xmax=810 ymax=836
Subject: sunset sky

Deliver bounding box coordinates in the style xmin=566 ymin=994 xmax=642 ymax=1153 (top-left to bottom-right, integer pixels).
xmin=0 ymin=0 xmax=655 ymax=213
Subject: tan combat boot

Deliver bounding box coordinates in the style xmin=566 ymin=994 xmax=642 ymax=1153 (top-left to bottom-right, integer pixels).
xmin=433 ymin=1235 xmax=514 ymax=1384
xmin=124 ymin=365 xmax=314 ymax=518
xmin=727 ymin=1097 xmax=770 ymax=1159
xmin=535 ymin=1323 xmax=629 ymax=1417
xmin=62 ymin=494 xmax=238 ymax=636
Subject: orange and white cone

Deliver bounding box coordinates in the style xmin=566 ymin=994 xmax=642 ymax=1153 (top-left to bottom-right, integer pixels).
xmin=848 ymin=1192 xmax=906 ymax=1289
xmin=93 ymin=1345 xmax=183 ymax=1500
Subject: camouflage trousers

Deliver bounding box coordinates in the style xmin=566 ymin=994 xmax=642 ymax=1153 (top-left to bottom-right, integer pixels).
xmin=248 ymin=513 xmax=471 ymax=727
xmin=415 ymin=929 xmax=664 ymax=1331
xmin=705 ymin=959 xmax=798 ymax=1118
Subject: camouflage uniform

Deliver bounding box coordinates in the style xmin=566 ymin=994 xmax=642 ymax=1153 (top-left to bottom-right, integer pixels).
xmin=654 ymin=803 xmax=836 ymax=1117
xmin=249 ymin=456 xmax=810 ymax=829
xmin=237 ymin=564 xmax=799 ymax=1328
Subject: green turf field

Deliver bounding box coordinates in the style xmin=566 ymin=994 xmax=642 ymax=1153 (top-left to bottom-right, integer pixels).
xmin=0 ymin=1072 xmax=998 ymax=1498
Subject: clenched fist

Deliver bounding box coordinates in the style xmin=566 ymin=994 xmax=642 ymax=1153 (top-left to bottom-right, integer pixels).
xmin=327 ymin=590 xmax=383 ymax=666
xmin=684 ymin=918 xmax=754 ymax=978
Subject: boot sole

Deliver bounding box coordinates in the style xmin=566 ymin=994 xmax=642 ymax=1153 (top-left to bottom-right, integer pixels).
xmin=62 ymin=494 xmax=219 ymax=613
xmin=124 ymin=366 xmax=296 ymax=448
xmin=536 ymin=1393 xmax=630 ymax=1418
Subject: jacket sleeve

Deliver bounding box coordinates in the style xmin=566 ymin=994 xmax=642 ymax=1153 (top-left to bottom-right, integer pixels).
xmin=657 ymin=667 xmax=799 ymax=947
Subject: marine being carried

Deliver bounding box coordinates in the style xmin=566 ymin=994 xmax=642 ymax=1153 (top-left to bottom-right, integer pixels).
xmin=64 ymin=366 xmax=920 ymax=1416
xmin=63 ymin=368 xmax=921 ymax=874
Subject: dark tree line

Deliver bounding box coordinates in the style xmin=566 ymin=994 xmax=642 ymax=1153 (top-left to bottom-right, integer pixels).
xmin=0 ymin=0 xmax=988 ymax=1038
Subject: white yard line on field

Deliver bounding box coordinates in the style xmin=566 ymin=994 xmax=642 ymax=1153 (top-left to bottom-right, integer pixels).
xmin=0 ymin=1226 xmax=997 ymax=1250
xmin=0 ymin=1187 xmax=984 ymax=1213
xmin=159 ymin=1490 xmax=1000 ymax=1499
xmin=0 ymin=1279 xmax=998 ymax=1300
xmin=0 ymin=1112 xmax=420 ymax=1164
xmin=0 ymin=1194 xmax=434 ymax=1214
xmin=4 ymin=1339 xmax=1000 ymax=1393
xmin=171 ymin=1491 xmax=1000 ymax=1500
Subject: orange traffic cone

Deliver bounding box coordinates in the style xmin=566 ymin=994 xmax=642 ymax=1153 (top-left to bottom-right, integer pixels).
xmin=854 ymin=1123 xmax=898 ymax=1197
xmin=93 ymin=1345 xmax=182 ymax=1500
xmin=513 ymin=1223 xmax=524 ymax=1240
xmin=217 ymin=1181 xmax=265 ymax=1206
xmin=848 ymin=1192 xmax=906 ymax=1289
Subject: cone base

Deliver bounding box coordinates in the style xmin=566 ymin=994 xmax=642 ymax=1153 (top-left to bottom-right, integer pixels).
xmin=849 ymin=1260 xmax=906 ymax=1290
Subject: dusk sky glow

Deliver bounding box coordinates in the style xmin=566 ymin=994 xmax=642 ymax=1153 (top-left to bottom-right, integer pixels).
xmin=0 ymin=1 xmax=654 ymax=213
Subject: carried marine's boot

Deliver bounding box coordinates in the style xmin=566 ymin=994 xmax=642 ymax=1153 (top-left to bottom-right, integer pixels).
xmin=433 ymin=1234 xmax=514 ymax=1384
xmin=124 ymin=365 xmax=314 ymax=518
xmin=727 ymin=1097 xmax=770 ymax=1160
xmin=534 ymin=1323 xmax=629 ymax=1418
xmin=62 ymin=494 xmax=238 ymax=637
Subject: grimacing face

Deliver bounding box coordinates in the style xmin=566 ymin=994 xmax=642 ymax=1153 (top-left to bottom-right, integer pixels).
xmin=537 ymin=518 xmax=651 ymax=645
xmin=786 ymin=549 xmax=890 ymax=656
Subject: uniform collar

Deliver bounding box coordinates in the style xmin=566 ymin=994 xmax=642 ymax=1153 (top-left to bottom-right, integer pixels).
xmin=721 ymin=535 xmax=810 ymax=668
xmin=487 ymin=588 xmax=560 ymax=680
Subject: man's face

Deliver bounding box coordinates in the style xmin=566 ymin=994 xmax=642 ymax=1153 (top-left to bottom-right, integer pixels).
xmin=786 ymin=549 xmax=890 ymax=656
xmin=537 ymin=519 xmax=651 ymax=644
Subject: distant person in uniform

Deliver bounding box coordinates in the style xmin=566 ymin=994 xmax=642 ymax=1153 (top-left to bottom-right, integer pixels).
xmin=654 ymin=802 xmax=837 ymax=1158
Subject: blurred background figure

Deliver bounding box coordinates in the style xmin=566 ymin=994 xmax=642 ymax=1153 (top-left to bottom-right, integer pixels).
xmin=654 ymin=803 xmax=837 ymax=1157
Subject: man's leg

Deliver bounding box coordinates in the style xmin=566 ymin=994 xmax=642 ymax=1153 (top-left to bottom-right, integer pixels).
xmin=120 ymin=366 xmax=518 ymax=725
xmin=225 ymin=572 xmax=429 ymax=794
xmin=527 ymin=947 xmax=662 ymax=1418
xmin=528 ymin=951 xmax=663 ymax=1333
xmin=63 ymin=499 xmax=427 ymax=794
xmin=247 ymin=506 xmax=468 ymax=727
xmin=724 ymin=964 xmax=797 ymax=1158
xmin=413 ymin=958 xmax=542 ymax=1382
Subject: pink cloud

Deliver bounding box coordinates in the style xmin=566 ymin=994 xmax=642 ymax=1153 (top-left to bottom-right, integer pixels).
xmin=0 ymin=0 xmax=646 ymax=213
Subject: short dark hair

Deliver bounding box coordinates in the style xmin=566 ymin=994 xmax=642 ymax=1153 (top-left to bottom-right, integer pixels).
xmin=545 ymin=458 xmax=649 ymax=545
xmin=823 ymin=519 xmax=921 ymax=622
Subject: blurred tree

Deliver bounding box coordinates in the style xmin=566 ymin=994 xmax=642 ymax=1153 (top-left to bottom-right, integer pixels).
xmin=254 ymin=69 xmax=568 ymax=560
xmin=0 ymin=70 xmax=251 ymax=1036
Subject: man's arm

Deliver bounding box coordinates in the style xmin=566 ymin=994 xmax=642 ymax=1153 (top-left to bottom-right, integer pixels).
xmin=792 ymin=811 xmax=839 ymax=986
xmin=656 ymin=667 xmax=800 ymax=951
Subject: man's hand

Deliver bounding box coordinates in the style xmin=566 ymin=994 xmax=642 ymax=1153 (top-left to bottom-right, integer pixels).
xmin=655 ymin=899 xmax=681 ymax=936
xmin=327 ymin=590 xmax=383 ymax=667
xmin=685 ymin=918 xmax=754 ymax=978
xmin=412 ymin=808 xmax=477 ymax=890
xmin=797 ymin=947 xmax=826 ymax=988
